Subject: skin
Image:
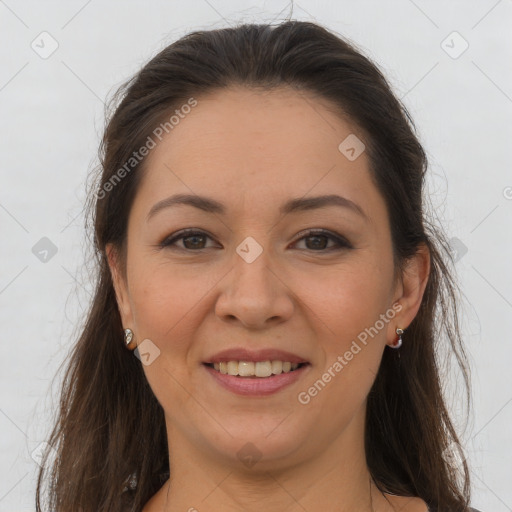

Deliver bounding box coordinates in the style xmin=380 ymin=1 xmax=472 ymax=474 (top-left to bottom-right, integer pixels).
xmin=108 ymin=86 xmax=430 ymax=512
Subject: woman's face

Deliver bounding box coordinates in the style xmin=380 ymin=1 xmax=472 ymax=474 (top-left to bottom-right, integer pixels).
xmin=109 ymin=86 xmax=425 ymax=471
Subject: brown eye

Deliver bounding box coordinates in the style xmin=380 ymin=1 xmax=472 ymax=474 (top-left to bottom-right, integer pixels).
xmin=292 ymin=230 xmax=352 ymax=252
xmin=181 ymin=234 xmax=208 ymax=250
xmin=160 ymin=228 xmax=352 ymax=253
xmin=161 ymin=230 xmax=217 ymax=251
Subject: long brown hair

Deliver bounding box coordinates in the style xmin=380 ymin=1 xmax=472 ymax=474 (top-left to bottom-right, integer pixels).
xmin=36 ymin=20 xmax=472 ymax=512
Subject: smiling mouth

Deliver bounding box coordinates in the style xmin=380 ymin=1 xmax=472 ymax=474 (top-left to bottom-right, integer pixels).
xmin=203 ymin=361 xmax=309 ymax=378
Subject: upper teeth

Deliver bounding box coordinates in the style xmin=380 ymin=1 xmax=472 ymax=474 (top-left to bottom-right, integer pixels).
xmin=213 ymin=361 xmax=300 ymax=377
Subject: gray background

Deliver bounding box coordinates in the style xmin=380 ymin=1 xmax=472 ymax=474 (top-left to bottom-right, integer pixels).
xmin=1 ymin=1 xmax=511 ymax=510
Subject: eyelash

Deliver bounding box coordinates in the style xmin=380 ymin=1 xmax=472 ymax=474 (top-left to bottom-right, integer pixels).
xmin=159 ymin=228 xmax=352 ymax=253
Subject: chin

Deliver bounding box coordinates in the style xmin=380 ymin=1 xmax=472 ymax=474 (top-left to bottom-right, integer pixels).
xmin=197 ymin=416 xmax=316 ymax=470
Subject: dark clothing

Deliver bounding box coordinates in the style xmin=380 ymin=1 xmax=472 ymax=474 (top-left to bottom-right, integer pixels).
xmin=429 ymin=507 xmax=482 ymax=512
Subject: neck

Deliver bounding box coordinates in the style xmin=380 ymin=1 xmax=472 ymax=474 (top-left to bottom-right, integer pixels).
xmin=162 ymin=461 xmax=377 ymax=512
xmin=159 ymin=411 xmax=392 ymax=512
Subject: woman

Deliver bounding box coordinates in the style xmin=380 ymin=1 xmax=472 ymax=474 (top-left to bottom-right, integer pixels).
xmin=36 ymin=20 xmax=483 ymax=512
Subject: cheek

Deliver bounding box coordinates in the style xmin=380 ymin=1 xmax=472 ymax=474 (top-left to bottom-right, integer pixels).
xmin=126 ymin=262 xmax=214 ymax=412
xmin=127 ymin=257 xmax=208 ymax=349
xmin=128 ymin=250 xmax=393 ymax=350
xmin=294 ymin=265 xmax=391 ymax=428
xmin=297 ymin=259 xmax=394 ymax=348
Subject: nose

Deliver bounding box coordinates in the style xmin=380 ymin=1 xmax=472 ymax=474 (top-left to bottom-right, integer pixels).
xmin=214 ymin=243 xmax=295 ymax=330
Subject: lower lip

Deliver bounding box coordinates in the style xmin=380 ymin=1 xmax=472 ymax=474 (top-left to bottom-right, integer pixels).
xmin=203 ymin=363 xmax=310 ymax=396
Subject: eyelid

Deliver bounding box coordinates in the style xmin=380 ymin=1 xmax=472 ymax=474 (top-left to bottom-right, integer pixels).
xmin=159 ymin=228 xmax=218 ymax=249
xmin=290 ymin=228 xmax=352 ymax=249
xmin=159 ymin=228 xmax=352 ymax=251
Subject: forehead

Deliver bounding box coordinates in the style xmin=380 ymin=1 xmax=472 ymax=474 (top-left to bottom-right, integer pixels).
xmin=132 ymin=86 xmax=384 ymax=222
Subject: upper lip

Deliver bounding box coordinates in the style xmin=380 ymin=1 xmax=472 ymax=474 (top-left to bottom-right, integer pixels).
xmin=204 ymin=348 xmax=309 ymax=364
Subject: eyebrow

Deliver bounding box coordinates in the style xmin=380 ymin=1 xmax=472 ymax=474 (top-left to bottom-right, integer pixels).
xmin=146 ymin=193 xmax=369 ymax=222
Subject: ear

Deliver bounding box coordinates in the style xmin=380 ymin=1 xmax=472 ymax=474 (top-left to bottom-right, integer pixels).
xmin=106 ymin=243 xmax=134 ymax=328
xmin=388 ymin=243 xmax=430 ymax=345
